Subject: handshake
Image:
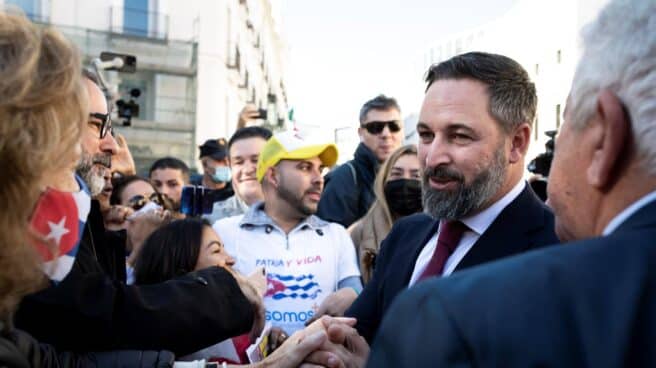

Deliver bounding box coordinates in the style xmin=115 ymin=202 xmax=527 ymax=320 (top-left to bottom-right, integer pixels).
xmin=229 ymin=269 xmax=369 ymax=368
xmin=250 ymin=316 xmax=369 ymax=368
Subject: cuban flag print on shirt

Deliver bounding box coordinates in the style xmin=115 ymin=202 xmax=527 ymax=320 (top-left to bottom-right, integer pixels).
xmin=29 ymin=186 xmax=91 ymax=282
xmin=265 ymin=273 xmax=322 ymax=300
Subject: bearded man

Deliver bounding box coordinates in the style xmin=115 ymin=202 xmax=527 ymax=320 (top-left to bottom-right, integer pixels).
xmin=344 ymin=51 xmax=559 ymax=343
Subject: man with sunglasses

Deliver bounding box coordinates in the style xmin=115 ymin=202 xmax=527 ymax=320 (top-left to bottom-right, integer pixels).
xmin=16 ymin=70 xmax=262 ymax=357
xmin=318 ymin=94 xmax=404 ymax=227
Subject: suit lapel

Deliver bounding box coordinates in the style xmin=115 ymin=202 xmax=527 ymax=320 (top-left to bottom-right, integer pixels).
xmin=455 ymin=186 xmax=546 ymax=271
xmin=394 ymin=217 xmax=439 ymax=289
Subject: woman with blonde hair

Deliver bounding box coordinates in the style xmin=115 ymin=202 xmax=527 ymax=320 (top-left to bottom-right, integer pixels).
xmin=349 ymin=144 xmax=422 ymax=284
xmin=0 ymin=11 xmax=88 ymax=321
xmin=0 ymin=11 xmax=181 ymax=365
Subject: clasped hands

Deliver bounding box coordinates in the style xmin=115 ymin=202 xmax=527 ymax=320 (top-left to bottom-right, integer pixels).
xmin=254 ymin=315 xmax=369 ymax=368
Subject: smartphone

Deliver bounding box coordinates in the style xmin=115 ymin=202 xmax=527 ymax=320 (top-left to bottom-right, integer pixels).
xmin=180 ymin=185 xmax=216 ymax=217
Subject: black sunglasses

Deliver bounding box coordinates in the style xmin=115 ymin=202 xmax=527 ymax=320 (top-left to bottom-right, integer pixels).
xmin=362 ymin=120 xmax=402 ymax=135
xmin=89 ymin=113 xmax=113 ymax=139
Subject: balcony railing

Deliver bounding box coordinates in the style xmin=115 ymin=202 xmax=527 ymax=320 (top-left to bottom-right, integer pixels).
xmin=110 ymin=6 xmax=169 ymax=40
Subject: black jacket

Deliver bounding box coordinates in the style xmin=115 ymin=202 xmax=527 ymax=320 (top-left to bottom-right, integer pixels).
xmin=317 ymin=143 xmax=379 ymax=227
xmin=0 ymin=325 xmax=174 ymax=368
xmin=15 ymin=201 xmax=254 ymax=357
xmin=346 ymin=185 xmax=559 ymax=342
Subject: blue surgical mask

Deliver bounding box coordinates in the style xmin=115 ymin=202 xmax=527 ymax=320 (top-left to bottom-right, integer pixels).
xmin=211 ymin=166 xmax=232 ymax=183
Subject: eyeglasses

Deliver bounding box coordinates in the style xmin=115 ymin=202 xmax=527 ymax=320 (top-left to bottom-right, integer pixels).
xmin=362 ymin=120 xmax=402 ymax=135
xmin=127 ymin=192 xmax=172 ymax=211
xmin=89 ymin=113 xmax=113 ymax=139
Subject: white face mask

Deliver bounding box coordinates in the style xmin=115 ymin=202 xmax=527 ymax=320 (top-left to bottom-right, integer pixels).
xmin=29 ymin=175 xmax=91 ymax=282
xmin=211 ymin=166 xmax=232 ymax=183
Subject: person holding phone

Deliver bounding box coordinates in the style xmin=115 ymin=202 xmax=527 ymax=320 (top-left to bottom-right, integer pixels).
xmin=149 ymin=156 xmax=191 ymax=212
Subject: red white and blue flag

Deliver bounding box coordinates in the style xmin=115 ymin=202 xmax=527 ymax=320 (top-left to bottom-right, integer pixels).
xmin=29 ymin=186 xmax=90 ymax=282
xmin=265 ymin=273 xmax=322 ymax=300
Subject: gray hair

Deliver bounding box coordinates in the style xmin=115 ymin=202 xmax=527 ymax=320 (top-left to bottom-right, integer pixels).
xmin=568 ymin=0 xmax=656 ymax=175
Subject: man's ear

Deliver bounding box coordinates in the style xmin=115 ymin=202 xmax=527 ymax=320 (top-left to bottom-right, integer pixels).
xmin=508 ymin=122 xmax=531 ymax=164
xmin=357 ymin=126 xmax=365 ymax=142
xmin=265 ymin=167 xmax=279 ymax=188
xmin=587 ymin=89 xmax=629 ymax=189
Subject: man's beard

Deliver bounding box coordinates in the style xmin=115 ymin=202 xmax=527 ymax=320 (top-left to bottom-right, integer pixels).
xmin=276 ymin=176 xmax=319 ymax=218
xmin=422 ymin=145 xmax=506 ymax=220
xmin=76 ymin=151 xmax=111 ymax=197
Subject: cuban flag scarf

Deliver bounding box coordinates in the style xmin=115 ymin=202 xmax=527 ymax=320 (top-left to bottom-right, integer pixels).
xmin=29 ymin=175 xmax=91 ymax=282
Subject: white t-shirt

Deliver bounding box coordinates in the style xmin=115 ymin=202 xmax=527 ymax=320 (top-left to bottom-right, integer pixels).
xmin=214 ymin=206 xmax=360 ymax=334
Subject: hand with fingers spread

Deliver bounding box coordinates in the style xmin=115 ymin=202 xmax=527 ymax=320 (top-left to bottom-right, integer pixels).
xmin=112 ymin=133 xmax=137 ymax=177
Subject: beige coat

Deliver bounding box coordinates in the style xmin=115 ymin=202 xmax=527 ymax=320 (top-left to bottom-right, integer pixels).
xmin=348 ymin=203 xmax=392 ymax=284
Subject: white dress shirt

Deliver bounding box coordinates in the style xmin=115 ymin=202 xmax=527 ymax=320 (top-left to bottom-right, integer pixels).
xmin=408 ymin=180 xmax=526 ymax=286
xmin=602 ymin=190 xmax=656 ymax=235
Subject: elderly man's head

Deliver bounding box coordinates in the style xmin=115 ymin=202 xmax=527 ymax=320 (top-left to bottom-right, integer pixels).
xmin=76 ymin=71 xmax=119 ymax=196
xmin=547 ymin=0 xmax=656 ymax=241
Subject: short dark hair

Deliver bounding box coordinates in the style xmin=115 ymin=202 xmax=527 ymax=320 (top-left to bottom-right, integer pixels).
xmin=359 ymin=94 xmax=401 ymax=124
xmin=110 ymin=175 xmax=152 ymax=205
xmin=148 ymin=157 xmax=190 ymax=182
xmin=228 ymin=126 xmax=272 ymax=152
xmin=133 ymin=218 xmax=208 ymax=285
xmin=425 ymin=52 xmax=537 ymax=132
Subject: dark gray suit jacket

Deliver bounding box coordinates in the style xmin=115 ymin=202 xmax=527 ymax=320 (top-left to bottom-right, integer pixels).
xmin=369 ymin=198 xmax=656 ymax=367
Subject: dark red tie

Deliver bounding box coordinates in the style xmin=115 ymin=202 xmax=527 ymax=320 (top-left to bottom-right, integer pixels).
xmin=417 ymin=220 xmax=468 ymax=282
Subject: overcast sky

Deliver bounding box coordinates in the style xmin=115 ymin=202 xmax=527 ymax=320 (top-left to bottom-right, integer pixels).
xmin=280 ymin=0 xmax=517 ymax=135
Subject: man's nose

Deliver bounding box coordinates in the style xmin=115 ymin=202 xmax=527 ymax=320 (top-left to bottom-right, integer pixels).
xmin=244 ymin=161 xmax=257 ymax=175
xmin=101 ymin=133 xmax=119 ymax=155
xmin=312 ymin=169 xmax=324 ymax=188
xmin=423 ymin=137 xmax=451 ymax=169
xmin=379 ymin=124 xmax=392 ymax=139
xmin=160 ymin=186 xmax=173 ymax=197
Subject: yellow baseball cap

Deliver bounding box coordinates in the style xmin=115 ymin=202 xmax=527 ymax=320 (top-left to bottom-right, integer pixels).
xmin=257 ymin=130 xmax=339 ymax=182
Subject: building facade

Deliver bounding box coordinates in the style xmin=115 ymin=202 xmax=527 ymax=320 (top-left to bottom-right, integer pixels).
xmin=5 ymin=0 xmax=289 ymax=173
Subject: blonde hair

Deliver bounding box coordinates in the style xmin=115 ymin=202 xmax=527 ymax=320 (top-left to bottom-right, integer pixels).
xmin=0 ymin=12 xmax=87 ymax=320
xmin=368 ymin=144 xmax=418 ymax=227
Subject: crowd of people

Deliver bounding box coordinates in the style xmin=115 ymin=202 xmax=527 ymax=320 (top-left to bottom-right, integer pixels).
xmin=1 ymin=0 xmax=655 ymax=366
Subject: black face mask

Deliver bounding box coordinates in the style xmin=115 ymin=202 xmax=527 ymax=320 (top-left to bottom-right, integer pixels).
xmin=384 ymin=179 xmax=423 ymax=217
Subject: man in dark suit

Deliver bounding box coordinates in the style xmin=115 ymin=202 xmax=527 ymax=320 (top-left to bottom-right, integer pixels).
xmin=345 ymin=51 xmax=559 ymax=343
xmin=365 ymin=0 xmax=656 ymax=366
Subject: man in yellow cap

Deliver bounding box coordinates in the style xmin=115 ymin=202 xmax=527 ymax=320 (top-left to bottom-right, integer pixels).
xmin=213 ymin=131 xmax=362 ymax=335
